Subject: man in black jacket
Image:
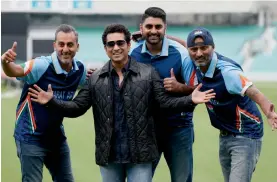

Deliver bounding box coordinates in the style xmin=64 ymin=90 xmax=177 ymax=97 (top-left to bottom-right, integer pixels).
xmin=28 ymin=24 xmax=215 ymax=182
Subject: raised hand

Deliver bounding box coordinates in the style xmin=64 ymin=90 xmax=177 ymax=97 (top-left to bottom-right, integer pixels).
xmin=267 ymin=104 xmax=277 ymax=130
xmin=164 ymin=68 xmax=182 ymax=92
xmin=1 ymin=42 xmax=17 ymax=63
xmin=191 ymin=83 xmax=216 ymax=104
xmin=28 ymin=84 xmax=54 ymax=105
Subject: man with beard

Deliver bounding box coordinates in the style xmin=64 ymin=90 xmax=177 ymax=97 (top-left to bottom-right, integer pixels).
xmin=27 ymin=23 xmax=216 ymax=182
xmin=130 ymin=7 xmax=196 ymax=182
xmin=182 ymin=27 xmax=277 ymax=182
xmin=1 ymin=24 xmax=86 ymax=182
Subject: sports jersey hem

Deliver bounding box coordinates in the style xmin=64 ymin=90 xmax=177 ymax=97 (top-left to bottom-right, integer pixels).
xmin=13 ymin=134 xmax=67 ymax=145
xmin=216 ymin=128 xmax=263 ymax=139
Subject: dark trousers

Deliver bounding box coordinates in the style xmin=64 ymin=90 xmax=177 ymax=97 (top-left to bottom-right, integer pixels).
xmin=15 ymin=140 xmax=74 ymax=182
xmin=153 ymin=126 xmax=194 ymax=182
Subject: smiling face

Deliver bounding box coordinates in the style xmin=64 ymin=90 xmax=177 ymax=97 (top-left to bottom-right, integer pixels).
xmin=104 ymin=32 xmax=131 ymax=64
xmin=53 ymin=31 xmax=79 ymax=67
xmin=188 ymin=37 xmax=214 ymax=68
xmin=140 ymin=17 xmax=166 ymax=45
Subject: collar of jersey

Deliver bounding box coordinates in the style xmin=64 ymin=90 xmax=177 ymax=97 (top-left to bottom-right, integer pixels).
xmin=197 ymin=52 xmax=217 ymax=78
xmin=141 ymin=37 xmax=169 ymax=57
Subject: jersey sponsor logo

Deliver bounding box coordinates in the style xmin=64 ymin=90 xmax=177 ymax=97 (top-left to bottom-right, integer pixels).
xmin=53 ymin=91 xmax=75 ymax=101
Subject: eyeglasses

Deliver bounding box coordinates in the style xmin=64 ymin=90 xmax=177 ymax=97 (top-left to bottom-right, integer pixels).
xmin=106 ymin=40 xmax=126 ymax=48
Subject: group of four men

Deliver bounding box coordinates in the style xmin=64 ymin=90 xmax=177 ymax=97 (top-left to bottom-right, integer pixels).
xmin=2 ymin=7 xmax=277 ymax=182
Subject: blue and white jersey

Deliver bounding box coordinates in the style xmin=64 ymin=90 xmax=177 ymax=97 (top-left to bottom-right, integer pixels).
xmin=15 ymin=52 xmax=86 ymax=146
xmin=130 ymin=38 xmax=194 ymax=127
xmin=182 ymin=52 xmax=263 ymax=138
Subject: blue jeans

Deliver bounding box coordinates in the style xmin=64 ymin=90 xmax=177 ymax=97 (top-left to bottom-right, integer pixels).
xmin=219 ymin=134 xmax=262 ymax=182
xmin=15 ymin=140 xmax=74 ymax=182
xmin=153 ymin=126 xmax=194 ymax=182
xmin=100 ymin=162 xmax=152 ymax=182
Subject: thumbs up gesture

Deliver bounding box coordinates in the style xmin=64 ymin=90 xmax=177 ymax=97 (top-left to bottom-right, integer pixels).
xmin=1 ymin=42 xmax=17 ymax=63
xmin=163 ymin=68 xmax=182 ymax=92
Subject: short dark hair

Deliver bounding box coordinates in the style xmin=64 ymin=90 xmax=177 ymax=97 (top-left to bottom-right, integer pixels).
xmin=102 ymin=24 xmax=131 ymax=45
xmin=141 ymin=7 xmax=166 ymax=23
xmin=55 ymin=24 xmax=79 ymax=43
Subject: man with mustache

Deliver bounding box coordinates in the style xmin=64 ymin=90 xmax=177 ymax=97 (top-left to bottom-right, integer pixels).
xmin=28 ymin=23 xmax=216 ymax=182
xmin=182 ymin=27 xmax=277 ymax=182
xmin=130 ymin=7 xmax=196 ymax=182
xmin=1 ymin=24 xmax=86 ymax=182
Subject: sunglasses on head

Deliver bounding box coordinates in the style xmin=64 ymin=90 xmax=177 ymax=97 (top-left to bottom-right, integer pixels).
xmin=106 ymin=40 xmax=126 ymax=48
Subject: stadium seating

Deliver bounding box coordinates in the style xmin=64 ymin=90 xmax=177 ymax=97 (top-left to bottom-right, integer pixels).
xmin=77 ymin=25 xmax=277 ymax=75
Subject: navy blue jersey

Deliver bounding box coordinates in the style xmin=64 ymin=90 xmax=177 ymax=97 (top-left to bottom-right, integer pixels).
xmin=182 ymin=52 xmax=263 ymax=138
xmin=15 ymin=52 xmax=86 ymax=146
xmin=130 ymin=38 xmax=194 ymax=127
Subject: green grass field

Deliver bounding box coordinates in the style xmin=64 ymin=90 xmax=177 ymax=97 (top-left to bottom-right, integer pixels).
xmin=1 ymin=82 xmax=277 ymax=182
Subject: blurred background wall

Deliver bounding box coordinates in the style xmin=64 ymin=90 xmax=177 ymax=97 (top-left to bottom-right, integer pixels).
xmin=1 ymin=0 xmax=277 ymax=83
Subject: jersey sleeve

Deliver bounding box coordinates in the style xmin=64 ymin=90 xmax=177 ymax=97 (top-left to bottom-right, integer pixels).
xmin=16 ymin=56 xmax=50 ymax=84
xmin=222 ymin=67 xmax=253 ymax=96
xmin=78 ymin=63 xmax=87 ymax=86
xmin=181 ymin=57 xmax=198 ymax=86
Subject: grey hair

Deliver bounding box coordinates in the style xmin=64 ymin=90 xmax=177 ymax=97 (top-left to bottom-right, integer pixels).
xmin=55 ymin=24 xmax=79 ymax=42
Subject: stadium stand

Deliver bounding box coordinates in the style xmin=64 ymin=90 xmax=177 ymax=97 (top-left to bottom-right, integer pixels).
xmin=1 ymin=0 xmax=277 ymax=94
